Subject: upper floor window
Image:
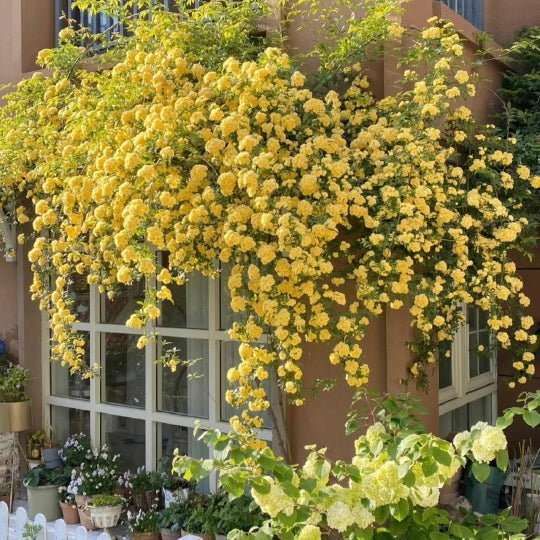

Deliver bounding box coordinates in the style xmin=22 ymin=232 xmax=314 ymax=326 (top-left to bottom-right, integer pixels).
xmin=441 ymin=0 xmax=484 ymax=30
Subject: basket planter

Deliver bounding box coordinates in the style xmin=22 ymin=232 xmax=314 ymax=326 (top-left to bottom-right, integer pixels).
xmin=89 ymin=503 xmax=123 ymax=528
xmin=75 ymin=494 xmax=96 ymax=530
xmin=26 ymin=484 xmax=62 ymax=521
xmin=59 ymin=501 xmax=80 ymax=524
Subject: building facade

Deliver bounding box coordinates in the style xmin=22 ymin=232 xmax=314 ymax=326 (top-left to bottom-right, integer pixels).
xmin=0 ymin=0 xmax=539 ymax=476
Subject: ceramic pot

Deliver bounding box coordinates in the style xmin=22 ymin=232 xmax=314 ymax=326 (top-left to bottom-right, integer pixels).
xmin=75 ymin=494 xmax=96 ymax=530
xmin=0 ymin=400 xmax=32 ymax=432
xmin=26 ymin=484 xmax=62 ymax=521
xmin=162 ymin=487 xmax=189 ymax=507
xmin=160 ymin=528 xmax=181 ymax=540
xmin=89 ymin=503 xmax=123 ymax=528
xmin=60 ymin=500 xmax=80 ymax=524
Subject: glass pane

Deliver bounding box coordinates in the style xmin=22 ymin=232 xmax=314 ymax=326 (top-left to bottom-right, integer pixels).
xmin=157 ymin=253 xmax=208 ymax=329
xmin=439 ymin=354 xmax=453 ymax=389
xmin=439 ymin=394 xmax=493 ymax=439
xmin=67 ymin=273 xmax=90 ymax=323
xmin=220 ymin=264 xmax=247 ymax=331
xmin=478 ymin=331 xmax=491 ymax=374
xmin=51 ymin=332 xmax=90 ymax=399
xmin=220 ymin=341 xmax=271 ymax=427
xmin=158 ymin=422 xmax=209 ymax=493
xmin=157 ymin=337 xmax=209 ymax=419
xmin=51 ymin=406 xmax=90 ymax=445
xmin=101 ymin=280 xmax=145 ymax=324
xmin=469 ymin=332 xmax=479 ymax=378
xmin=101 ymin=414 xmax=145 ymax=471
xmin=103 ymin=333 xmax=145 ymax=408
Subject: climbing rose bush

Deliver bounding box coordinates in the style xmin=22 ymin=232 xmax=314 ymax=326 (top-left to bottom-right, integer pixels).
xmin=0 ymin=2 xmax=538 ymax=437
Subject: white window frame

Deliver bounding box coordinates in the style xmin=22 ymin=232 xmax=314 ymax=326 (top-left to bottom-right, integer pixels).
xmin=439 ymin=304 xmax=497 ymax=418
xmin=44 ymin=272 xmax=272 ymax=484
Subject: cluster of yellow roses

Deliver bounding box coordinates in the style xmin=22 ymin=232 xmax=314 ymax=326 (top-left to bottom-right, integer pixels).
xmin=0 ymin=12 xmax=537 ymax=431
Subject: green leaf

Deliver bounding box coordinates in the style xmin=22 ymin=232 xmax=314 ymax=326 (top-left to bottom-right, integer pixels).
xmin=421 ymin=459 xmax=438 ymax=477
xmin=496 ymin=414 xmax=514 ymax=429
xmin=429 ymin=532 xmax=448 ymax=540
xmin=472 ymin=462 xmax=491 ymax=483
xmin=496 ymin=450 xmax=509 ymax=472
xmin=432 ymin=446 xmax=452 ymax=466
xmin=257 ymin=452 xmax=277 ymax=471
xmin=251 ymin=477 xmax=271 ymax=495
xmin=373 ymin=505 xmax=390 ymax=524
xmin=501 ymin=516 xmax=528 ymax=533
xmin=522 ymin=409 xmax=540 ymax=427
xmin=449 ymin=523 xmax=475 ymax=538
xmin=390 ymin=499 xmax=409 ymax=522
xmin=402 ymin=470 xmax=416 ymax=488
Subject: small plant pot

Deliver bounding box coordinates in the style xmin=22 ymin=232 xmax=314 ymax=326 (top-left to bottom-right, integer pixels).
xmin=162 ymin=487 xmax=189 ymax=507
xmin=59 ymin=501 xmax=80 ymax=524
xmin=133 ymin=533 xmax=160 ymax=540
xmin=90 ymin=503 xmax=123 ymax=528
xmin=42 ymin=447 xmax=62 ymax=469
xmin=160 ymin=527 xmax=181 ymax=540
xmin=439 ymin=466 xmax=463 ymax=505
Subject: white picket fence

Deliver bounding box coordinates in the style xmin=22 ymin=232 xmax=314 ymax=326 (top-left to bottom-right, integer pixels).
xmin=0 ymin=502 xmax=111 ymax=540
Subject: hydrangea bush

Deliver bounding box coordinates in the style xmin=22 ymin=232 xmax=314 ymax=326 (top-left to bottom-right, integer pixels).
xmin=174 ymin=391 xmax=539 ymax=539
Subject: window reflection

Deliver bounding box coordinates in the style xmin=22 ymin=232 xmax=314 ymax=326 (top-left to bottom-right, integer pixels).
xmin=103 ymin=333 xmax=145 ymax=408
xmin=101 ymin=280 xmax=145 ymax=325
xmin=157 ymin=337 xmax=209 ymax=419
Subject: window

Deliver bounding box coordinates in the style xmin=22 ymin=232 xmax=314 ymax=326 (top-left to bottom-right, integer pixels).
xmin=46 ymin=258 xmax=272 ymax=485
xmin=441 ymin=0 xmax=484 ymax=30
xmin=439 ymin=305 xmax=497 ymax=437
xmin=54 ymin=0 xmax=205 ymax=46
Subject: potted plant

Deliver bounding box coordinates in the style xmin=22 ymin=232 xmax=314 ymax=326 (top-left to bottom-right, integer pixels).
xmin=159 ymin=456 xmax=195 ymax=507
xmin=88 ymin=493 xmax=124 ymax=532
xmin=213 ymin=494 xmax=265 ymax=539
xmin=59 ymin=432 xmax=91 ymax=470
xmin=58 ymin=485 xmax=80 ymax=524
xmin=158 ymin=499 xmax=193 ymax=540
xmin=23 ymin=465 xmax=70 ymax=521
xmin=39 ymin=427 xmax=62 ymax=469
xmin=68 ymin=444 xmax=120 ymax=529
xmin=183 ymin=502 xmax=217 ymax=540
xmin=127 ymin=506 xmax=161 ymax=540
xmin=27 ymin=428 xmax=47 ymax=461
xmin=131 ymin=466 xmax=164 ymax=511
xmin=0 ymin=344 xmax=32 ymax=432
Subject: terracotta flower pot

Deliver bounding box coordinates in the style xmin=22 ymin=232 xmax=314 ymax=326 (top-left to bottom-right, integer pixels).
xmin=133 ymin=532 xmax=160 ymax=540
xmin=60 ymin=500 xmax=80 ymax=524
xmin=439 ymin=466 xmax=463 ymax=505
xmin=160 ymin=528 xmax=180 ymax=540
xmin=75 ymin=494 xmax=96 ymax=530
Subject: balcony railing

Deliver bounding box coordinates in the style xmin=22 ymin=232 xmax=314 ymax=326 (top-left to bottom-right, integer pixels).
xmin=54 ymin=1 xmax=205 ymax=46
xmin=441 ymin=0 xmax=484 ymax=30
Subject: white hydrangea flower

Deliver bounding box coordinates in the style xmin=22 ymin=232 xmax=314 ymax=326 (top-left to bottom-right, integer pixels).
xmin=471 ymin=425 xmax=507 ymax=463
xmin=297 ymin=524 xmax=322 ymax=540
xmin=326 ymin=501 xmax=355 ymax=532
